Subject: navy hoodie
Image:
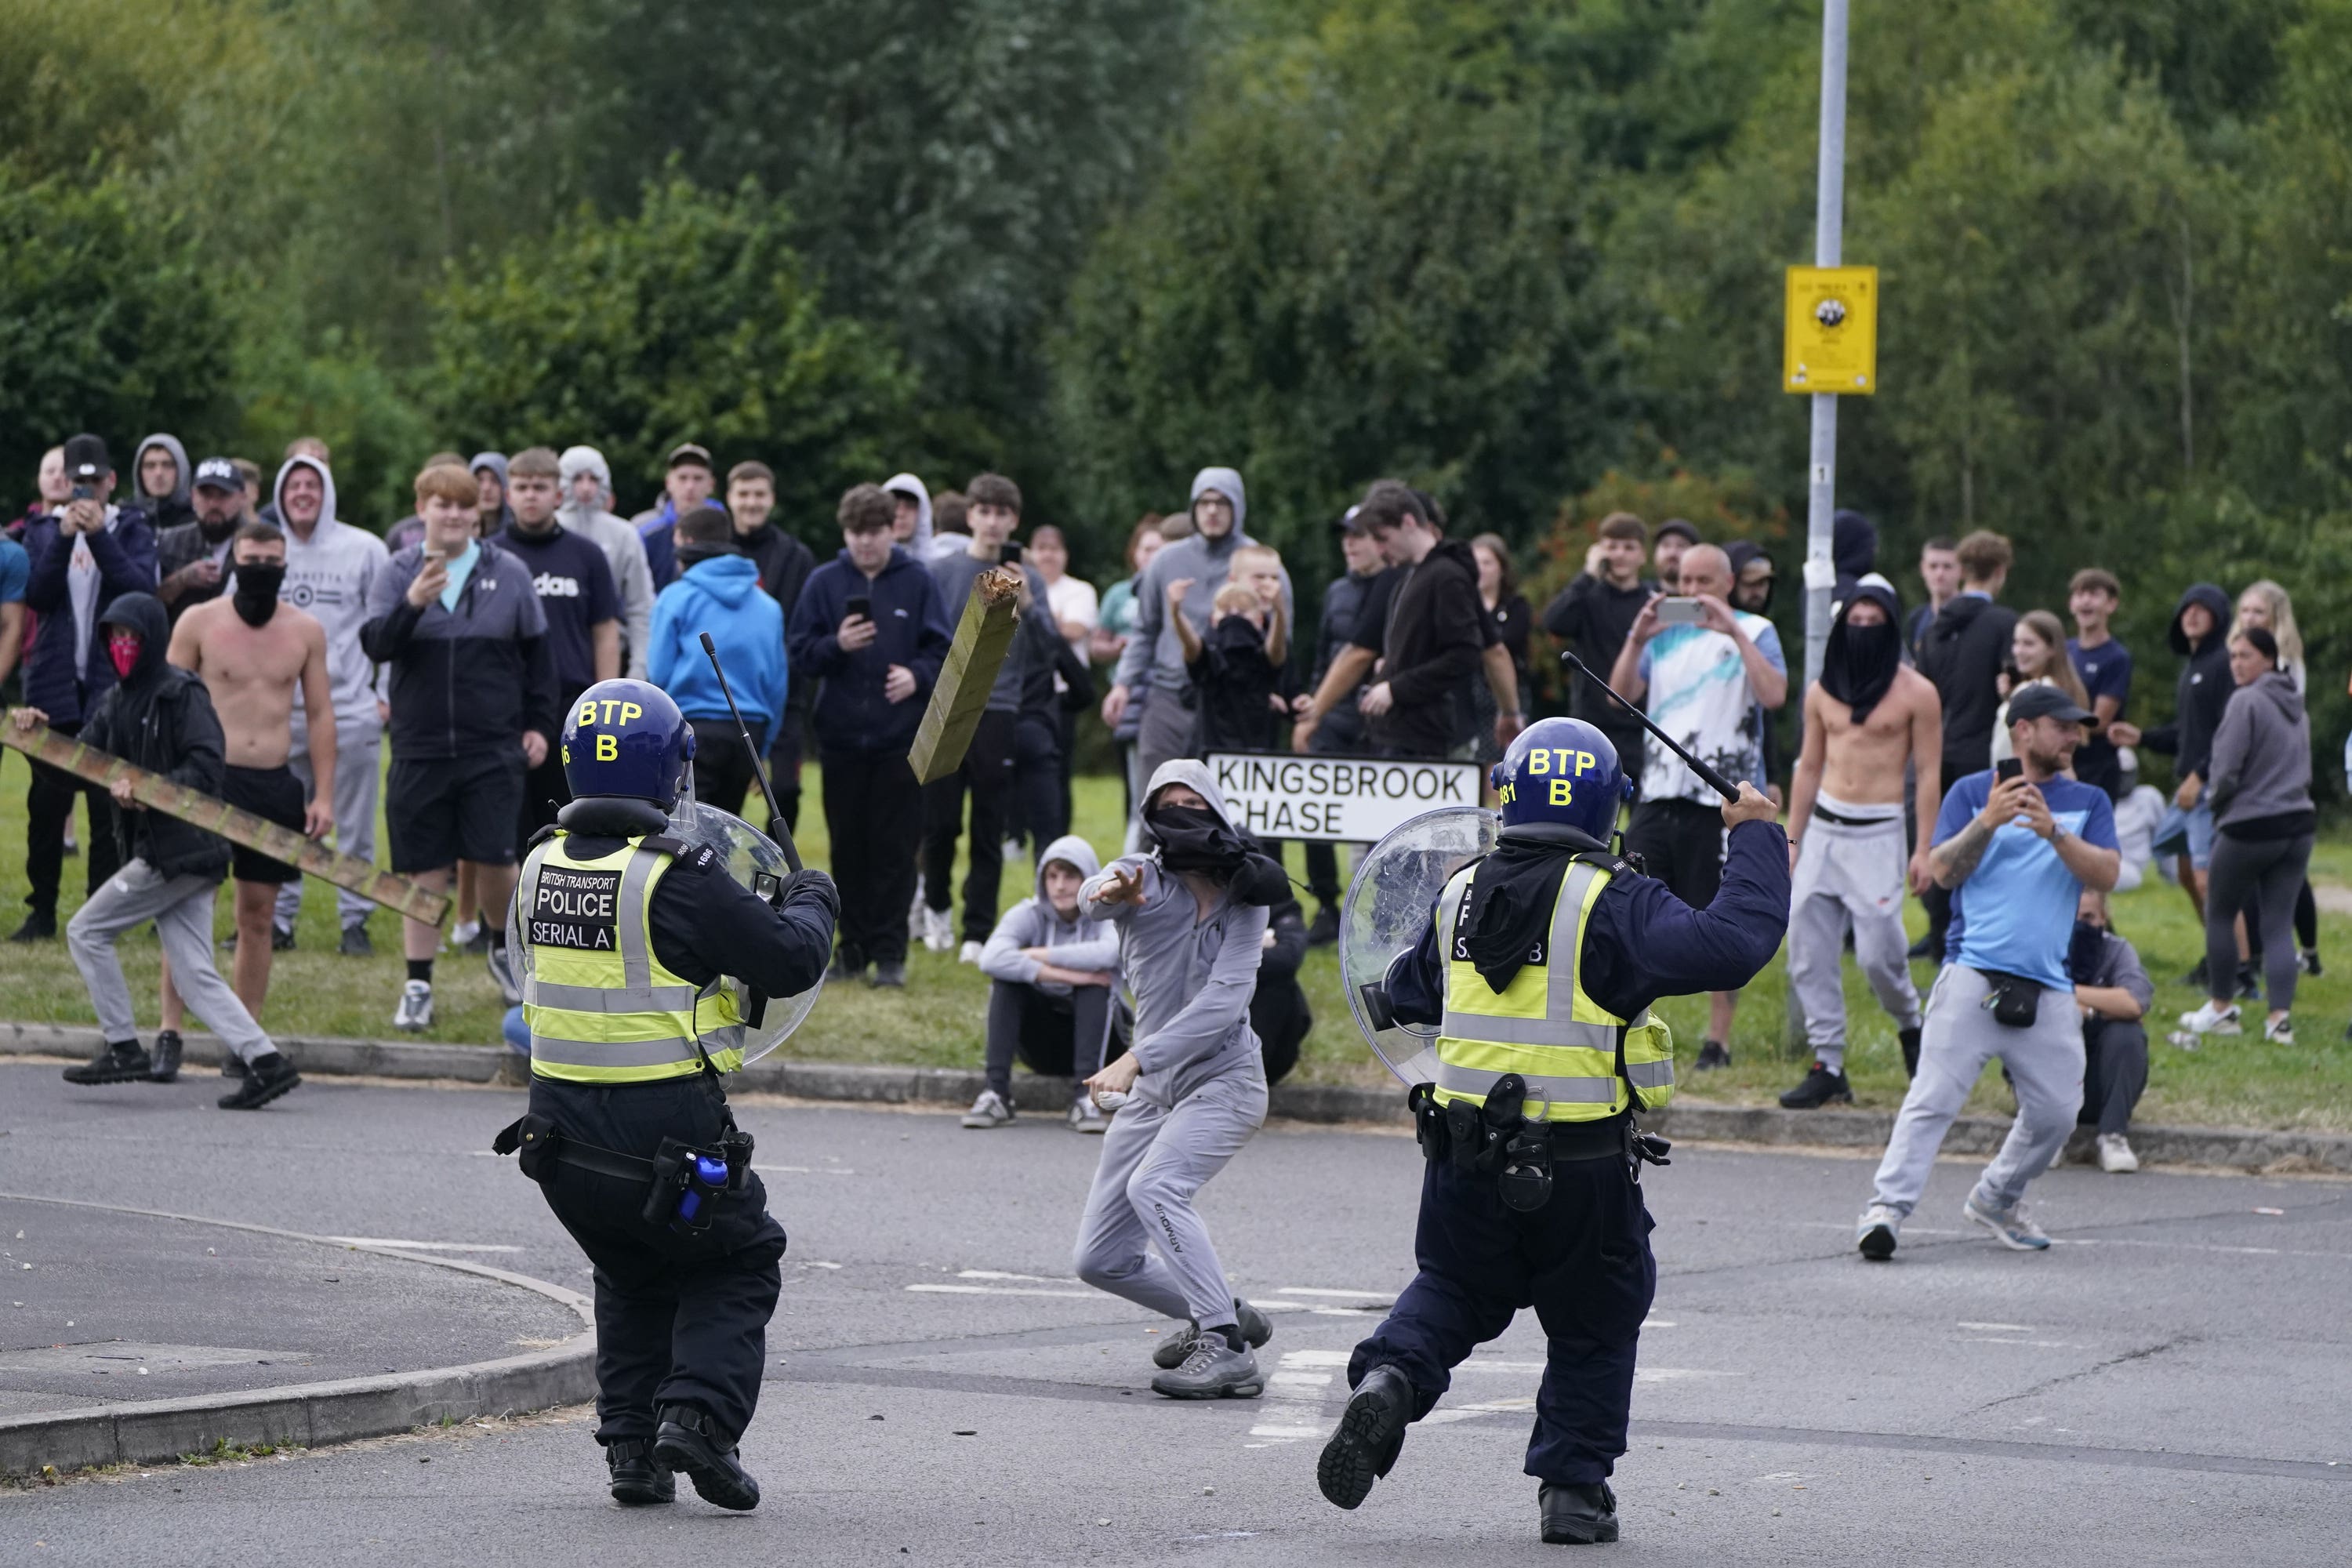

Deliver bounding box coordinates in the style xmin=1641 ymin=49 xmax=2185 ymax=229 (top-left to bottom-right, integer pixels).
xmin=20 ymin=505 xmax=159 ymax=725
xmin=2140 ymin=583 xmax=2235 ymax=786
xmin=786 ymin=545 xmax=953 ymax=756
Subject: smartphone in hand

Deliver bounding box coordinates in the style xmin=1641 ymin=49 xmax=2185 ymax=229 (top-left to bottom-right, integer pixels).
xmin=1656 ymin=597 xmax=1705 ymax=626
xmin=846 ymin=594 xmax=873 ymax=621
xmin=1995 ymin=757 xmax=2025 ymax=783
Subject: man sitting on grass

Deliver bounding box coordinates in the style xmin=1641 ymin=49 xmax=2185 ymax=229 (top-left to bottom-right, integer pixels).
xmin=964 ymin=835 xmax=1120 ymax=1134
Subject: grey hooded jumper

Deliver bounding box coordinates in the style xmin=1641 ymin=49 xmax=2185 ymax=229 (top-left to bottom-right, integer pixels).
xmin=1071 ymin=760 xmax=1269 ymax=1331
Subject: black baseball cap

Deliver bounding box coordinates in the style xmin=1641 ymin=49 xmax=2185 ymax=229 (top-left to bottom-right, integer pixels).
xmin=63 ymin=434 xmax=111 ymax=481
xmin=192 ymin=456 xmax=242 ymax=493
xmin=2007 ymin=684 xmax=2094 ymax=726
xmin=1655 ymin=517 xmax=1701 ymax=546
xmin=1331 ymin=503 xmax=1366 ymax=536
xmin=666 ymin=442 xmax=714 ymax=471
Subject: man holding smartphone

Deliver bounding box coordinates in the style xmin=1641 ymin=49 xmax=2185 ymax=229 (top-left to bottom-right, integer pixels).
xmin=1606 ymin=543 xmax=1788 ymax=1071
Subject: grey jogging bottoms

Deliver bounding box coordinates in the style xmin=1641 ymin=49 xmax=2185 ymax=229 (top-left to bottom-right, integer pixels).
xmin=1073 ymin=1068 xmax=1268 ymax=1329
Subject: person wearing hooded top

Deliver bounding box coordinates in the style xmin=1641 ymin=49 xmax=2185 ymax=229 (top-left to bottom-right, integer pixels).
xmin=263 ymin=451 xmax=391 ymax=956
xmin=500 ymin=448 xmax=621 ymax=841
xmin=964 ymin=834 xmax=1121 ymax=1132
xmin=1780 ymin=579 xmax=1942 ymax=1109
xmin=130 ymin=434 xmax=194 ymax=537
xmin=16 ymin=593 xmax=303 ymax=1108
xmin=1103 ymin=467 xmax=1294 ymax=806
xmin=632 ymin=441 xmax=721 ymax=589
xmin=2107 ymin=582 xmax=2233 ymax=963
xmin=882 ymin=471 xmax=940 ymax=563
xmin=1073 ymin=760 xmax=1288 ymax=1399
xmin=156 ymin=457 xmax=250 ymax=622
xmin=1831 ymin=508 xmax=1878 ymax=604
xmin=15 ymin=434 xmax=158 ymax=944
xmin=470 ymin=452 xmax=517 ymax=539
xmin=1911 ymin=529 xmax=2017 ymax=964
xmin=1319 ymin=720 xmax=1786 ymax=1544
xmin=648 ymin=505 xmax=788 ymax=816
xmin=2173 ymin=626 xmax=2313 ymax=1047
xmin=724 ymin=461 xmax=815 ymax=833
xmin=557 ymin=445 xmax=655 ymax=681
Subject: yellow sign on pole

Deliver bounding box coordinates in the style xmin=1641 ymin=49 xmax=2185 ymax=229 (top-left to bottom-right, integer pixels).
xmin=1784 ymin=265 xmax=1878 ymax=394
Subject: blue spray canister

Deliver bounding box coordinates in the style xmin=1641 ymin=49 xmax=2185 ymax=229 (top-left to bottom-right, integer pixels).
xmin=676 ymin=1152 xmax=731 ymax=1226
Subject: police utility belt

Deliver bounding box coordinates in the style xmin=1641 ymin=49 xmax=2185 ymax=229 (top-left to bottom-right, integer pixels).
xmin=492 ymin=1113 xmax=755 ymax=1234
xmin=1406 ymin=1073 xmax=1671 ymax=1213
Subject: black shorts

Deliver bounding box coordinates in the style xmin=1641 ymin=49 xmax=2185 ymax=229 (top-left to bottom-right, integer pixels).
xmin=1626 ymin=797 xmax=1726 ymax=910
xmin=387 ymin=751 xmax=526 ymax=873
xmin=223 ymin=764 xmax=307 ymax=884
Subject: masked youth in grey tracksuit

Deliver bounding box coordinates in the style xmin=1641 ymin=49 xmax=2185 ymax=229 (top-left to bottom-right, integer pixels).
xmin=1073 ymin=760 xmax=1283 ymax=1389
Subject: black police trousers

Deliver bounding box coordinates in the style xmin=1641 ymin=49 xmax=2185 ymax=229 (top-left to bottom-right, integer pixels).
xmin=526 ymin=1074 xmax=788 ymax=1447
xmin=1348 ymin=1142 xmax=1657 ymax=1486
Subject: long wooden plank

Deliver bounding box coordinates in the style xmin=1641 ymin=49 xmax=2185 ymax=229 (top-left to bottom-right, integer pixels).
xmin=1 ymin=716 xmax=452 ymax=925
xmin=908 ymin=566 xmax=1024 ymax=786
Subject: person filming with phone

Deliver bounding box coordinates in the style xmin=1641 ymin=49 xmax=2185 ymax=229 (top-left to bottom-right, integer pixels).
xmin=1604 ymin=543 xmax=1787 ymax=1071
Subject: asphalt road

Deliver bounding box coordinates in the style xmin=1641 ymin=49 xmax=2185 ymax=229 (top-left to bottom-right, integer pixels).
xmin=2 ymin=1062 xmax=2347 ymax=1564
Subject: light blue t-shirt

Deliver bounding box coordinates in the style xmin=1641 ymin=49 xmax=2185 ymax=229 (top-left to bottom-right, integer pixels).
xmin=437 ymin=540 xmax=481 ymax=612
xmin=0 ymin=536 xmax=27 ymax=605
xmin=1937 ymin=769 xmax=2119 ymax=989
xmin=1635 ymin=612 xmax=1786 ymax=804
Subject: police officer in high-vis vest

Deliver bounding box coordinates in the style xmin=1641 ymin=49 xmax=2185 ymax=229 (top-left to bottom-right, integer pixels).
xmin=495 ymin=679 xmax=837 ymax=1512
xmin=1319 ymin=718 xmax=1786 ymax=1545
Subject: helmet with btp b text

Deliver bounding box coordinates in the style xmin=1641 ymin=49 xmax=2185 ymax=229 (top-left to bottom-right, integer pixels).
xmin=1492 ymin=717 xmax=1631 ymax=837
xmin=560 ymin=678 xmax=696 ymax=808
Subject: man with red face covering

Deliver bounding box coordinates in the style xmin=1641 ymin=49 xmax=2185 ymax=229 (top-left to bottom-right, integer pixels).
xmin=13 ymin=592 xmax=302 ymax=1109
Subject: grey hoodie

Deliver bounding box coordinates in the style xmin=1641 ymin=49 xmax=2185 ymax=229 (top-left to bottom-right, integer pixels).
xmin=2208 ymin=669 xmax=2313 ymax=830
xmin=263 ymin=456 xmax=390 ymax=732
xmin=1081 ymin=759 xmax=1269 ymax=1105
xmin=132 ymin=434 xmax=192 ymax=521
xmin=979 ymin=834 xmax=1120 ymax=995
xmin=1112 ymin=466 xmax=1293 ymax=695
xmin=882 ymin=471 xmax=938 ymax=562
xmin=557 ymin=445 xmax=654 ymax=680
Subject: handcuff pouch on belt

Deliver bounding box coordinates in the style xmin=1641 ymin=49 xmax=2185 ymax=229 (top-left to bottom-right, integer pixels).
xmin=1408 ymin=1075 xmax=1554 ymax=1213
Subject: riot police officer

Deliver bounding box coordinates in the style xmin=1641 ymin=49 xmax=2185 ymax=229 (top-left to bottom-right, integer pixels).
xmin=1318 ymin=718 xmax=1786 ymax=1544
xmin=495 ymin=678 xmax=837 ymax=1511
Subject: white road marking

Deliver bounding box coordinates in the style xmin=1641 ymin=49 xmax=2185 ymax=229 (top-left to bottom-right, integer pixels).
xmin=904 ymin=1284 xmax=1097 ymax=1299
xmin=1276 ymin=1287 xmax=1396 ymax=1299
xmin=1278 ymin=1349 xmax=1352 ymax=1367
xmin=1958 ymin=1321 xmax=2033 ymax=1332
xmin=330 ymin=1239 xmax=522 ymax=1254
xmin=956 ymin=1269 xmax=1082 ymax=1284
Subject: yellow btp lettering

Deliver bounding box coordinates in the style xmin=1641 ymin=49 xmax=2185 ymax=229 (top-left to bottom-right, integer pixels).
xmin=1576 ymin=750 xmax=1596 ymax=775
xmin=1529 ymin=750 xmax=1549 ymax=775
xmin=1549 ymin=779 xmax=1573 ymax=806
xmin=597 ymin=734 xmax=618 ymax=761
xmin=619 ymin=703 xmax=641 ymax=724
xmin=575 ymin=700 xmax=598 ymax=728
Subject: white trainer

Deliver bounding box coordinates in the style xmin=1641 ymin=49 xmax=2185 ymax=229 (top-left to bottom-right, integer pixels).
xmin=393 ymin=980 xmax=435 ymax=1033
xmin=2264 ymin=1014 xmax=2295 ymax=1045
xmin=958 ymin=940 xmax=983 ymax=965
xmin=1856 ymin=1203 xmax=1900 ymax=1261
xmin=1068 ymin=1096 xmax=1108 ymax=1134
xmin=923 ymin=907 xmax=955 ymax=954
xmin=960 ymin=1089 xmax=1014 ymax=1129
xmin=2176 ymin=1000 xmax=2241 ymax=1036
xmin=2096 ymin=1133 xmax=2140 ymax=1174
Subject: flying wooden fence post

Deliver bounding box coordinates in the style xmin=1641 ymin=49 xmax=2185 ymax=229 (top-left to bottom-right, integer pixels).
xmin=908 ymin=565 xmax=1025 ymax=785
xmin=1 ymin=716 xmax=453 ymax=925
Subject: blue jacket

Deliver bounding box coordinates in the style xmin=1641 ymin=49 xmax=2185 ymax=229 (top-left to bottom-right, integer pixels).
xmin=786 ymin=546 xmax=953 ymax=756
xmin=649 ymin=555 xmax=788 ymax=744
xmin=1391 ymin=819 xmax=1791 ymax=1027
xmin=20 ymin=508 xmax=160 ymax=725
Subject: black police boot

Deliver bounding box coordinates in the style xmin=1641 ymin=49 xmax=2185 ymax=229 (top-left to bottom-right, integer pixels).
xmin=1316 ymin=1363 xmax=1412 ymax=1510
xmin=652 ymin=1403 xmax=760 ymax=1512
xmin=64 ymin=1039 xmax=153 ymax=1085
xmin=1778 ymin=1061 xmax=1853 ymax=1109
xmin=216 ymin=1052 xmax=302 ymax=1110
xmin=149 ymin=1030 xmax=183 ymax=1083
xmin=605 ymin=1438 xmax=674 ymax=1506
xmin=1899 ymin=1025 xmax=1922 ymax=1080
xmin=1538 ymin=1480 xmax=1620 ymax=1545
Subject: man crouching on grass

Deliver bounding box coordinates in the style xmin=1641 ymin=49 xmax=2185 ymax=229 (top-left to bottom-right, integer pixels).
xmin=24 ymin=593 xmax=306 ymax=1109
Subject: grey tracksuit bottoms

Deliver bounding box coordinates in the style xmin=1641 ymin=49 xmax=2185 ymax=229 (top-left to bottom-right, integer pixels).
xmin=1788 ymin=799 xmax=1922 ymax=1069
xmin=275 ymin=717 xmax=382 ymax=931
xmin=1073 ymin=1068 xmax=1268 ymax=1330
xmin=1870 ymin=964 xmax=2083 ymax=1218
xmin=70 ymin=860 xmax=276 ymax=1065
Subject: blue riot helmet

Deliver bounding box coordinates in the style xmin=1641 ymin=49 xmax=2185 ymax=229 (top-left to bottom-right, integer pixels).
xmin=561 ymin=678 xmax=696 ymax=808
xmin=1490 ymin=717 xmax=1632 ymax=837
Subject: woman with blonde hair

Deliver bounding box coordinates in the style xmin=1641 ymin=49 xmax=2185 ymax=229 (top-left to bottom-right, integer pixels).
xmin=1991 ymin=610 xmax=2092 ymax=764
xmin=2233 ymin=579 xmax=2305 ymax=692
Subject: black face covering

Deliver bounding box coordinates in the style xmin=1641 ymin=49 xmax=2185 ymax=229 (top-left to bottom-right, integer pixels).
xmin=232 ymin=563 xmax=285 ymax=627
xmin=2067 ymin=919 xmax=2107 ymax=985
xmin=1821 ymin=590 xmax=1902 ymax=724
xmin=1147 ymin=804 xmax=1247 ymax=873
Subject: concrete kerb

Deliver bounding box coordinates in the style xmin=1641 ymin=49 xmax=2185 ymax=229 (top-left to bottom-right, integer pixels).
xmin=0 ymin=1192 xmax=595 ymax=1480
xmin=8 ymin=1020 xmax=2350 ymax=1177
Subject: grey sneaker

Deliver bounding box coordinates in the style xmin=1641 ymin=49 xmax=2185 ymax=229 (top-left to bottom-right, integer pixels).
xmin=1149 ymin=1338 xmax=1263 ymax=1399
xmin=1962 ymin=1192 xmax=2051 ymax=1250
xmin=1068 ymin=1096 xmax=1108 ymax=1134
xmin=1856 ymin=1203 xmax=1901 ymax=1261
xmin=486 ymin=944 xmax=521 ymax=1006
xmin=960 ymin=1089 xmax=1014 ymax=1129
xmin=1152 ymin=1300 xmax=1272 ymax=1369
xmin=394 ymin=980 xmax=434 ymax=1033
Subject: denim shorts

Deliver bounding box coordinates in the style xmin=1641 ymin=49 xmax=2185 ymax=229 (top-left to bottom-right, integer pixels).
xmin=2151 ymin=800 xmax=2216 ymax=871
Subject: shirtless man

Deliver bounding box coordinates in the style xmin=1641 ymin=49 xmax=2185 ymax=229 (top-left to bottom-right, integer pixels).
xmin=1780 ymin=579 xmax=1943 ymax=1107
xmin=159 ymin=523 xmax=335 ymax=1058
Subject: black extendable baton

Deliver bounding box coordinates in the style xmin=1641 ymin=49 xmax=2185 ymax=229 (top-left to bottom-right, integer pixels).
xmin=699 ymin=632 xmax=804 ymax=872
xmin=1559 ymin=648 xmax=1742 ymax=804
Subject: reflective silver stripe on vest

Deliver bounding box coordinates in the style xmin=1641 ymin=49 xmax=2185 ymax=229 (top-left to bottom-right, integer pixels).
xmin=518 ymin=841 xmax=695 ymax=1014
xmin=525 ymin=978 xmax=703 ymax=1014
xmin=616 ymin=847 xmax=662 ymax=992
xmin=1627 ymin=1058 xmax=1675 ymax=1090
xmin=527 ymin=1033 xmax=702 ymax=1069
xmin=1440 ymin=861 xmax=1647 ymax=1046
xmin=1440 ymin=1011 xmax=1624 ymax=1049
xmin=1434 ymin=1061 xmax=1619 ymax=1105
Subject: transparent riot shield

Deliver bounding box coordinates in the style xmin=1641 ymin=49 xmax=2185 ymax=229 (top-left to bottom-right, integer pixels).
xmin=1338 ymin=804 xmax=1498 ymax=1087
xmin=668 ymin=802 xmax=823 ymax=1063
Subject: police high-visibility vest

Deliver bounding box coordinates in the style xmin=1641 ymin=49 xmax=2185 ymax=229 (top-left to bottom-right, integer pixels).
xmin=1430 ymin=855 xmax=1675 ymax=1121
xmin=516 ymin=831 xmax=744 ymax=1084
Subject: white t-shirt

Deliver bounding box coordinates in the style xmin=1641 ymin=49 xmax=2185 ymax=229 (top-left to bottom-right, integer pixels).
xmin=1044 ymin=575 xmax=1098 ymax=692
xmin=1635 ymin=612 xmax=1786 ymax=805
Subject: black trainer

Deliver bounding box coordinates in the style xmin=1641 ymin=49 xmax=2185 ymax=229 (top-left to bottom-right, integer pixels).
xmin=869 ymin=960 xmax=906 ymax=988
xmin=2235 ymin=961 xmax=2262 ymax=1000
xmin=1693 ymin=1040 xmax=1732 ymax=1072
xmin=216 ymin=1052 xmax=301 ymax=1110
xmin=64 ymin=1039 xmax=153 ymax=1085
xmin=339 ymin=921 xmax=374 ymax=958
xmin=270 ymin=924 xmax=297 ymax=952
xmin=2182 ymin=956 xmax=2209 ymax=989
xmin=1778 ymin=1062 xmax=1853 ymax=1109
xmin=1905 ymin=933 xmax=1940 ymax=963
xmin=9 ymin=911 xmax=56 ymax=944
xmin=606 ymin=1438 xmax=674 ymax=1506
xmin=1539 ymin=1480 xmax=1620 ymax=1544
xmin=652 ymin=1404 xmax=760 ymax=1511
xmin=1305 ymin=906 xmax=1340 ymax=947
xmin=223 ymin=1050 xmax=251 ymax=1080
xmin=1899 ymin=1025 xmax=1922 ymax=1080
xmin=149 ymin=1030 xmax=184 ymax=1083
xmin=1316 ymin=1363 xmax=1412 ymax=1510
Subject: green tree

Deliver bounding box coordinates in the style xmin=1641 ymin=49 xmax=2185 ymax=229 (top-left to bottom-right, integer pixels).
xmin=424 ymin=176 xmax=917 ymax=539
